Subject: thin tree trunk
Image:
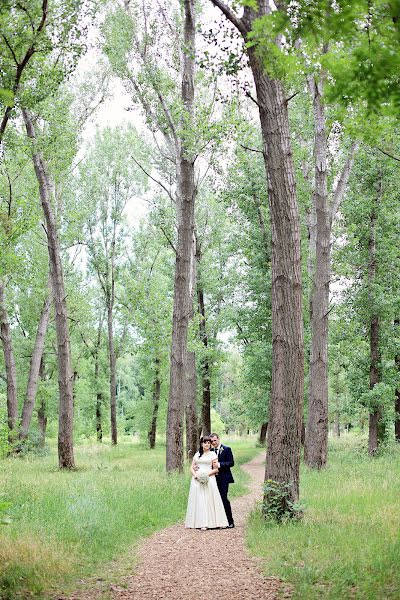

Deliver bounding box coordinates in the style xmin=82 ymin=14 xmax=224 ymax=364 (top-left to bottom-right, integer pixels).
xmin=395 ymin=319 xmax=400 ymax=442
xmin=185 ymin=350 xmax=198 ymax=459
xmin=185 ymin=234 xmax=198 ymax=459
xmin=166 ymin=0 xmax=196 ymax=472
xmin=108 ymin=201 xmax=118 ymax=446
xmin=94 ymin=312 xmax=104 ymax=443
xmin=108 ymin=301 xmax=117 ymax=445
xmin=305 ymin=75 xmax=330 ymax=469
xmin=197 ymin=278 xmax=211 ymax=436
xmin=19 ymin=287 xmax=52 ymax=441
xmin=368 ymin=189 xmax=382 ymax=455
xmin=148 ymin=357 xmax=161 ymax=449
xmin=259 ymin=422 xmax=268 ymax=445
xmin=23 ymin=109 xmax=75 ymax=469
xmin=0 ymin=282 xmax=18 ymax=438
xmin=37 ymin=356 xmax=47 ymax=446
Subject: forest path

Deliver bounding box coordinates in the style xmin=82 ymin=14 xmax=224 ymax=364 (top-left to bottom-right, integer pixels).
xmin=62 ymin=452 xmax=283 ymax=600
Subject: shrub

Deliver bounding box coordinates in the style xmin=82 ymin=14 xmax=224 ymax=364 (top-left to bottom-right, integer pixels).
xmin=262 ymin=479 xmax=304 ymax=522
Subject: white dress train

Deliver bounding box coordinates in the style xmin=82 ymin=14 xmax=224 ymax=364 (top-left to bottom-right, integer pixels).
xmin=185 ymin=451 xmax=229 ymax=529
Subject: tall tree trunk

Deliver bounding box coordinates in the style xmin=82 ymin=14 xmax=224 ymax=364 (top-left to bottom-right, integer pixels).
xmin=148 ymin=357 xmax=161 ymax=449
xmin=305 ymin=76 xmax=330 ymax=469
xmin=94 ymin=312 xmax=103 ymax=443
xmin=37 ymin=356 xmax=47 ymax=446
xmin=185 ymin=350 xmax=198 ymax=459
xmin=212 ymin=0 xmax=305 ymax=500
xmin=166 ymin=0 xmax=196 ymax=472
xmin=23 ymin=109 xmax=75 ymax=469
xmin=108 ymin=301 xmax=117 ymax=445
xmin=185 ymin=234 xmax=198 ymax=459
xmin=395 ymin=319 xmax=400 ymax=442
xmin=254 ymin=68 xmax=304 ymax=501
xmin=108 ymin=205 xmax=118 ymax=446
xmin=19 ymin=287 xmax=52 ymax=441
xmin=259 ymin=422 xmax=268 ymax=445
xmin=197 ymin=276 xmax=211 ymax=436
xmin=368 ymin=191 xmax=382 ymax=455
xmin=0 ymin=282 xmax=18 ymax=438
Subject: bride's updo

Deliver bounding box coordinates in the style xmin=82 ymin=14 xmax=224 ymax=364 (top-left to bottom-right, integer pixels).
xmin=198 ymin=435 xmax=212 ymax=457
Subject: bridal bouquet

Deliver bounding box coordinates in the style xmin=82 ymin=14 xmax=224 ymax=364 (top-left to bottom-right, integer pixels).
xmin=197 ymin=472 xmax=209 ymax=485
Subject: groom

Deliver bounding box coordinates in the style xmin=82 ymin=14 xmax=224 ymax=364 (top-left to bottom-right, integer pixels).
xmin=210 ymin=433 xmax=235 ymax=528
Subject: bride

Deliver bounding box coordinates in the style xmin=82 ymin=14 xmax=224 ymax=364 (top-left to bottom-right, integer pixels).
xmin=185 ymin=435 xmax=229 ymax=530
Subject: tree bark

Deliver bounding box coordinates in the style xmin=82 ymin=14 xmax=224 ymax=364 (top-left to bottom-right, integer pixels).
xmin=108 ymin=300 xmax=117 ymax=445
xmin=368 ymin=190 xmax=382 ymax=455
xmin=259 ymin=422 xmax=268 ymax=445
xmin=305 ymin=76 xmax=330 ymax=469
xmin=23 ymin=109 xmax=75 ymax=469
xmin=210 ymin=0 xmax=305 ymax=499
xmin=37 ymin=357 xmax=47 ymax=446
xmin=166 ymin=0 xmax=197 ymax=472
xmin=19 ymin=286 xmax=52 ymax=441
xmin=94 ymin=312 xmax=104 ymax=442
xmin=197 ymin=276 xmax=211 ymax=436
xmin=185 ymin=349 xmax=198 ymax=459
xmin=148 ymin=357 xmax=161 ymax=449
xmin=0 ymin=281 xmax=18 ymax=438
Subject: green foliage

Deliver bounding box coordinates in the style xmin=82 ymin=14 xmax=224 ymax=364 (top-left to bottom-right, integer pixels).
xmin=248 ymin=435 xmax=400 ymax=599
xmin=262 ymin=479 xmax=304 ymax=523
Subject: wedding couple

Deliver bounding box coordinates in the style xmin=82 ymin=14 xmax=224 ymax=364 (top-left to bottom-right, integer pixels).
xmin=185 ymin=433 xmax=235 ymax=530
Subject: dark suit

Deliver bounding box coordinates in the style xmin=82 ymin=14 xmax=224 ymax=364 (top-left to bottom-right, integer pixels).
xmin=214 ymin=444 xmax=234 ymax=526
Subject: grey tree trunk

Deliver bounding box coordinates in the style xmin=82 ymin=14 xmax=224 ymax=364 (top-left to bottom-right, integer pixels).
xmin=37 ymin=357 xmax=47 ymax=447
xmin=108 ymin=300 xmax=117 ymax=445
xmin=368 ymin=190 xmax=382 ymax=455
xmin=198 ymin=283 xmax=211 ymax=436
xmin=19 ymin=287 xmax=52 ymax=441
xmin=259 ymin=422 xmax=268 ymax=445
xmin=23 ymin=109 xmax=75 ymax=469
xmin=185 ymin=349 xmax=198 ymax=459
xmin=305 ymin=76 xmax=330 ymax=469
xmin=148 ymin=357 xmax=161 ymax=449
xmin=94 ymin=312 xmax=104 ymax=442
xmin=0 ymin=282 xmax=18 ymax=438
xmin=185 ymin=234 xmax=198 ymax=459
xmin=211 ymin=0 xmax=305 ymax=500
xmin=166 ymin=0 xmax=197 ymax=472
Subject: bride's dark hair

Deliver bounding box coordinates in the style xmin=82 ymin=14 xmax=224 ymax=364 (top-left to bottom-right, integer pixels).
xmin=198 ymin=435 xmax=212 ymax=457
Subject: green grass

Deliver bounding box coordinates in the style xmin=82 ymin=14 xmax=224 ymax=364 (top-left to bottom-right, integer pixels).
xmin=0 ymin=435 xmax=259 ymax=599
xmin=247 ymin=435 xmax=400 ymax=599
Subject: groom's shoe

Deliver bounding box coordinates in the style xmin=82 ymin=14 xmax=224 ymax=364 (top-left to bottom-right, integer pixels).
xmin=227 ymin=523 xmax=235 ymax=528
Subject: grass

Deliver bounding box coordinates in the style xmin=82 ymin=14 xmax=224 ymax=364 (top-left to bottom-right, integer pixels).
xmin=0 ymin=435 xmax=259 ymax=599
xmin=247 ymin=435 xmax=400 ymax=599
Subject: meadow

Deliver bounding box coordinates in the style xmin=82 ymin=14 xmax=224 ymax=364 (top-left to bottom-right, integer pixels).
xmin=247 ymin=435 xmax=400 ymax=599
xmin=0 ymin=436 xmax=258 ymax=599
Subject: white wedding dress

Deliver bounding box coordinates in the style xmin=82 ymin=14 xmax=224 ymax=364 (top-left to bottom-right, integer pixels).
xmin=185 ymin=450 xmax=229 ymax=529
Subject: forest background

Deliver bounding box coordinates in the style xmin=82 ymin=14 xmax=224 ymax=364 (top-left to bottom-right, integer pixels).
xmin=0 ymin=0 xmax=399 ymax=598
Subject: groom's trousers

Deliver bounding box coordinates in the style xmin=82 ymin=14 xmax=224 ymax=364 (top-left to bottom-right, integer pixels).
xmin=217 ymin=479 xmax=233 ymax=525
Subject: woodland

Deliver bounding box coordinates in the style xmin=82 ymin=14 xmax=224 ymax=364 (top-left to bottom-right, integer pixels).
xmin=0 ymin=1 xmax=399 ymax=599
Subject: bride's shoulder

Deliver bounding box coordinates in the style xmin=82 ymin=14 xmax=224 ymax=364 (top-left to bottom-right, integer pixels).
xmin=193 ymin=451 xmax=200 ymax=460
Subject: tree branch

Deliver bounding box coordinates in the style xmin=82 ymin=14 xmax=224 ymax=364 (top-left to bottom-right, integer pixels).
xmin=131 ymin=154 xmax=176 ymax=203
xmin=377 ymin=147 xmax=400 ymax=163
xmin=209 ymin=0 xmax=248 ymax=37
xmin=240 ymin=143 xmax=264 ymax=155
xmin=159 ymin=225 xmax=177 ymax=254
xmin=330 ymin=141 xmax=359 ymax=224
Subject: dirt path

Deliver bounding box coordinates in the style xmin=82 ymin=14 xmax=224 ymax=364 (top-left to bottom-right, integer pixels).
xmin=62 ymin=453 xmax=281 ymax=600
